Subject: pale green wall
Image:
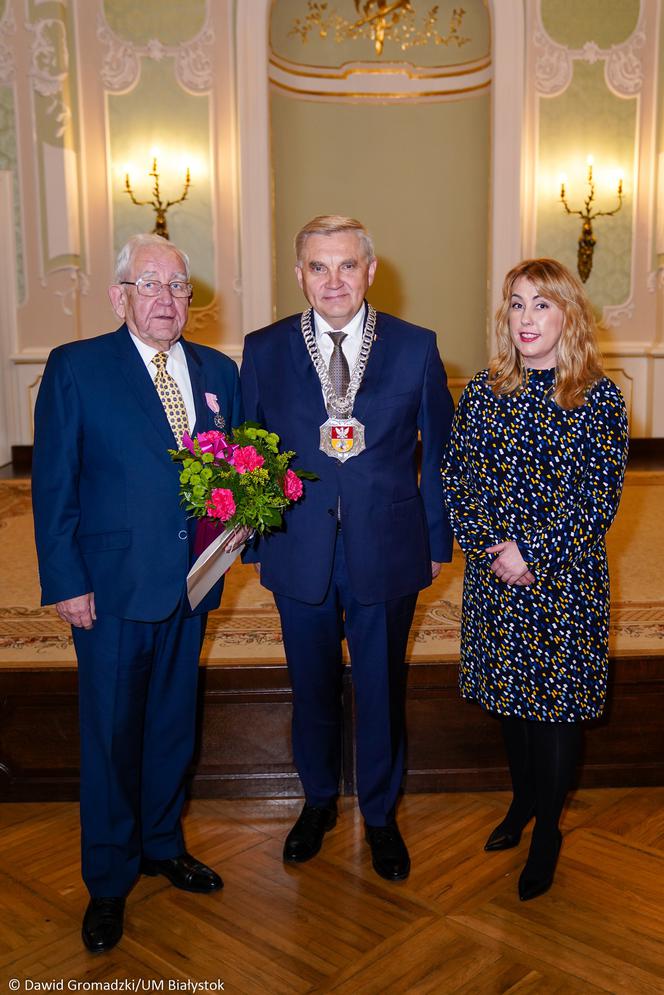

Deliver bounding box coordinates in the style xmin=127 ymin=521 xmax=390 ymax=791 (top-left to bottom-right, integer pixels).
xmin=541 ymin=0 xmax=639 ymax=49
xmin=657 ymin=1 xmax=664 ymax=274
xmin=30 ymin=0 xmax=85 ymax=273
xmin=103 ymin=0 xmax=206 ymax=45
xmin=536 ymin=61 xmax=635 ymax=304
xmin=271 ymin=92 xmax=490 ymax=378
xmin=108 ymin=59 xmax=214 ymax=307
xmin=535 ymin=4 xmax=638 ymax=307
xmin=0 ymin=85 xmax=24 ymax=303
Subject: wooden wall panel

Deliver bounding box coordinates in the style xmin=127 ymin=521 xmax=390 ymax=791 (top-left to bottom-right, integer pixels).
xmin=0 ymin=657 xmax=662 ymax=801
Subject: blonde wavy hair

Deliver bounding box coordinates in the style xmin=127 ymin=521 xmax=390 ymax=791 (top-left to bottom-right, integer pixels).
xmin=488 ymin=258 xmax=604 ymax=409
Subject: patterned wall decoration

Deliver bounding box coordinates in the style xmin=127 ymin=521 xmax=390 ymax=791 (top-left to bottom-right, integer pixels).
xmin=27 ymin=0 xmax=85 ymax=278
xmin=531 ymin=0 xmax=639 ymax=319
xmin=523 ymin=0 xmax=663 ymax=436
xmin=0 ymin=0 xmax=24 ymax=303
xmin=99 ymin=1 xmax=215 ymax=309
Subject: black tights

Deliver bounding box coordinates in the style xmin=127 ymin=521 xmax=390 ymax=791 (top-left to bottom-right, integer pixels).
xmin=500 ymin=716 xmax=581 ymax=843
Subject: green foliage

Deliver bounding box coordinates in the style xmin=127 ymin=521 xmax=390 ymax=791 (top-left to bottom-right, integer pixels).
xmin=169 ymin=421 xmax=317 ymax=534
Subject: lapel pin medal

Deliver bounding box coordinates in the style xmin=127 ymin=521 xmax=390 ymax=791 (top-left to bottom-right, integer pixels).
xmin=205 ymin=392 xmax=225 ymax=430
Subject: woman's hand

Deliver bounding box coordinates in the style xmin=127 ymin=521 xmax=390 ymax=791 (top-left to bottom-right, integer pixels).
xmin=485 ymin=541 xmax=535 ymax=586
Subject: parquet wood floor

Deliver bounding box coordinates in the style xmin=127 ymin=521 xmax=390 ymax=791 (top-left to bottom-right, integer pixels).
xmin=0 ymin=789 xmax=662 ymax=994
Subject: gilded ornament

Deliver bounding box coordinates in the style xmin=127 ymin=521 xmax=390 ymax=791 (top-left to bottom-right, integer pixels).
xmin=290 ymin=1 xmax=470 ymax=57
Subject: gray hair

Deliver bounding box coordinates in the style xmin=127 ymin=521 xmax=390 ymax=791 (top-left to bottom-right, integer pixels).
xmin=114 ymin=233 xmax=190 ymax=282
xmin=294 ymin=215 xmax=375 ymax=264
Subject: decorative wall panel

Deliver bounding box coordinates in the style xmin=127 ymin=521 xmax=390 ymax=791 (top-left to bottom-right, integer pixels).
xmin=0 ymin=2 xmax=24 ymax=304
xmin=524 ymin=0 xmax=662 ymax=437
xmin=27 ymin=0 xmax=85 ymax=277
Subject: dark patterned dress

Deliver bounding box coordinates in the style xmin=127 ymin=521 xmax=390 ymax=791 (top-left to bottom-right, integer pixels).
xmin=442 ymin=368 xmax=628 ymax=722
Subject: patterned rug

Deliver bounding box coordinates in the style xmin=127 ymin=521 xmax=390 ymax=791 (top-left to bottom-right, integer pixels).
xmin=1 ymin=475 xmax=663 ymax=668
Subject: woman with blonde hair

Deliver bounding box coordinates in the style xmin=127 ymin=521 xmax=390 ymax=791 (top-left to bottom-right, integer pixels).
xmin=442 ymin=258 xmax=628 ymax=900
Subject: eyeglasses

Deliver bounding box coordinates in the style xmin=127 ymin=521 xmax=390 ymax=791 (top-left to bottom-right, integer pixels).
xmin=120 ymin=278 xmax=192 ymax=298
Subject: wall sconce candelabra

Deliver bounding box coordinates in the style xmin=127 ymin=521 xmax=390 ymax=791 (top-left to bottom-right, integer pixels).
xmin=124 ymin=156 xmax=190 ymax=240
xmin=559 ymin=157 xmax=622 ymax=283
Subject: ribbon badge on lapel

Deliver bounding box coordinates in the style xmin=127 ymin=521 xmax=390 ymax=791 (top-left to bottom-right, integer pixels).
xmin=205 ymin=392 xmax=225 ymax=430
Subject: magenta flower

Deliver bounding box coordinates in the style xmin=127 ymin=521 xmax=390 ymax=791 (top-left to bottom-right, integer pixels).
xmin=233 ymin=445 xmax=265 ymax=474
xmin=207 ymin=487 xmax=236 ymax=522
xmin=283 ymin=469 xmax=303 ymax=501
xmin=196 ymin=430 xmax=236 ymax=462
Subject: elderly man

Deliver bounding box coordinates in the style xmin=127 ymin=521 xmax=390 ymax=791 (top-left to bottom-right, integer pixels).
xmin=241 ymin=216 xmax=454 ymax=880
xmin=32 ymin=233 xmax=242 ymax=952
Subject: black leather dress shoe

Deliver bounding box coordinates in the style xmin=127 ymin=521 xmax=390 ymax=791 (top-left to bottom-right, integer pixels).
xmin=518 ymin=830 xmax=562 ymax=901
xmin=365 ymin=822 xmax=410 ymax=881
xmin=141 ymin=852 xmax=223 ymax=893
xmin=283 ymin=803 xmax=337 ymax=863
xmin=82 ymin=897 xmax=125 ymax=953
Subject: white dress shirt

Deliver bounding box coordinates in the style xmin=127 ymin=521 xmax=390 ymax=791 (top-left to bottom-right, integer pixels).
xmin=129 ymin=332 xmax=196 ymax=433
xmin=313 ymin=304 xmax=365 ymax=374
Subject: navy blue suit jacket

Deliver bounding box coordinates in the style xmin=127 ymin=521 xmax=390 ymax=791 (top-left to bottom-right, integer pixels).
xmin=32 ymin=325 xmax=242 ymax=622
xmin=241 ymin=308 xmax=454 ymax=605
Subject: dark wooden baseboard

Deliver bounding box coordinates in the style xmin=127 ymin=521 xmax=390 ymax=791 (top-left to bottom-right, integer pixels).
xmin=1 ymin=655 xmax=663 ymax=801
xmin=10 ymin=445 xmax=32 ymax=473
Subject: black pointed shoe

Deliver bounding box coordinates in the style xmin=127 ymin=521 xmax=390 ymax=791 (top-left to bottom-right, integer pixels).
xmin=518 ymin=829 xmax=562 ymax=901
xmin=283 ymin=803 xmax=337 ymax=863
xmin=365 ymin=822 xmax=410 ymax=881
xmin=82 ymin=897 xmax=125 ymax=953
xmin=484 ymin=806 xmax=535 ymax=851
xmin=141 ymin=852 xmax=223 ymax=893
xmin=484 ymin=823 xmax=524 ymax=851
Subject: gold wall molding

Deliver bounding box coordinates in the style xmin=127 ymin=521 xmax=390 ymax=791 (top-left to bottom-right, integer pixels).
xmin=185 ymin=297 xmax=221 ymax=340
xmin=97 ymin=9 xmax=215 ymax=94
xmin=268 ymin=50 xmax=492 ymax=100
xmin=289 ymin=1 xmax=471 ymax=57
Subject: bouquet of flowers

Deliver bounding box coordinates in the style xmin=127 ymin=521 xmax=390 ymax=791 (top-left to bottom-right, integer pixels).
xmin=169 ymin=423 xmax=315 ymax=609
xmin=170 ymin=420 xmax=314 ymax=538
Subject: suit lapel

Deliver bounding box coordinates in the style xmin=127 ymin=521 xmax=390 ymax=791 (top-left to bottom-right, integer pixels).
xmin=289 ymin=313 xmax=329 ymax=421
xmin=350 ymin=307 xmax=386 ymax=424
xmin=110 ymin=325 xmax=176 ymax=450
xmin=181 ymin=338 xmax=209 ymax=433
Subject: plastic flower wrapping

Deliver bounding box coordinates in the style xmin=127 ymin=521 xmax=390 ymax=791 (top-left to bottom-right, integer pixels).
xmin=169 ymin=422 xmax=315 ymax=534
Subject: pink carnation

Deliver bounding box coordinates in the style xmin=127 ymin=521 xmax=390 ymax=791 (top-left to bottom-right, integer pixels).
xmin=233 ymin=445 xmax=264 ymax=474
xmin=197 ymin=430 xmax=235 ymax=461
xmin=207 ymin=487 xmax=236 ymax=522
xmin=283 ymin=469 xmax=303 ymax=501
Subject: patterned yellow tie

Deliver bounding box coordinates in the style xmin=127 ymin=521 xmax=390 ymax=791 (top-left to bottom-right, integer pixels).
xmin=151 ymin=351 xmax=189 ymax=444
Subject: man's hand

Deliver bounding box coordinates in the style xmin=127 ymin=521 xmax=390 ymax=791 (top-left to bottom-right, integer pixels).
xmin=56 ymin=593 xmax=96 ymax=629
xmin=431 ymin=561 xmax=442 ymax=580
xmin=485 ymin=541 xmax=534 ymax=586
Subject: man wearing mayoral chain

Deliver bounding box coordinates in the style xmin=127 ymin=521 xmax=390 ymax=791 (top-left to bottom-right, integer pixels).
xmin=32 ymin=233 xmax=242 ymax=953
xmin=241 ymin=216 xmax=454 ymax=880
